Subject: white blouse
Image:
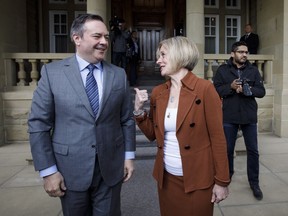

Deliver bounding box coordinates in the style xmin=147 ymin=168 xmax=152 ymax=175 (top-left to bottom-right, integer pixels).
xmin=163 ymin=108 xmax=183 ymax=176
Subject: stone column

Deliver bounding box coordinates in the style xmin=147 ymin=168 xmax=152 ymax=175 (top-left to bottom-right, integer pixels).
xmin=257 ymin=0 xmax=288 ymax=137
xmin=186 ymin=0 xmax=204 ymax=78
xmin=87 ymin=0 xmax=111 ymax=62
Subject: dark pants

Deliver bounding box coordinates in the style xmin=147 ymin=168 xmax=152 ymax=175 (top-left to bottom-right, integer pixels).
xmin=60 ymin=157 xmax=122 ymax=216
xmin=112 ymin=52 xmax=127 ymax=69
xmin=223 ymin=123 xmax=259 ymax=186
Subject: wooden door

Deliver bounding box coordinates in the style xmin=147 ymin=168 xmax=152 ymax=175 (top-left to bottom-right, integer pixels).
xmin=136 ymin=27 xmax=164 ymax=75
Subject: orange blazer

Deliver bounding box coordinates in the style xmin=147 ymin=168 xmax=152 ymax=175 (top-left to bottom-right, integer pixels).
xmin=136 ymin=72 xmax=230 ymax=193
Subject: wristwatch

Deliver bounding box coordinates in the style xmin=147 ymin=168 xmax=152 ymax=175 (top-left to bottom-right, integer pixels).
xmin=133 ymin=109 xmax=145 ymax=116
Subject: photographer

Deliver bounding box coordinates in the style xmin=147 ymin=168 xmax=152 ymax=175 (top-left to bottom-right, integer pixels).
xmin=213 ymin=41 xmax=266 ymax=200
xmin=110 ymin=17 xmax=130 ymax=69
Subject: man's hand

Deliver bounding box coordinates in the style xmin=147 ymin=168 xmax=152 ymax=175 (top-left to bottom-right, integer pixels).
xmin=43 ymin=172 xmax=66 ymax=197
xmin=231 ymin=79 xmax=243 ymax=93
xmin=211 ymin=184 xmax=229 ymax=203
xmin=123 ymin=159 xmax=134 ymax=182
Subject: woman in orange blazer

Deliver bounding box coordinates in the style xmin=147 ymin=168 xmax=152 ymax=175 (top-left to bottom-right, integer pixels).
xmin=134 ymin=36 xmax=230 ymax=216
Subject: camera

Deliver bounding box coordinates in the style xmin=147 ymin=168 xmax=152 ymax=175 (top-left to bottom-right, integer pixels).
xmin=236 ymin=78 xmax=252 ymax=96
xmin=109 ymin=16 xmax=125 ymax=29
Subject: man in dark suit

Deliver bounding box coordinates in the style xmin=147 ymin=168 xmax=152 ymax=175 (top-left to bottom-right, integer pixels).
xmin=28 ymin=14 xmax=136 ymax=215
xmin=240 ymin=24 xmax=259 ymax=54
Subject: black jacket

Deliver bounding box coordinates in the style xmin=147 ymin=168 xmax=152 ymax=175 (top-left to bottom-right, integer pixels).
xmin=213 ymin=58 xmax=266 ymax=124
xmin=240 ymin=33 xmax=259 ymax=54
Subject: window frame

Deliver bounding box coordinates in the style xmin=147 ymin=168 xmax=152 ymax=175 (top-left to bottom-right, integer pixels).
xmin=49 ymin=11 xmax=68 ymax=53
xmin=225 ymin=0 xmax=241 ymax=9
xmin=204 ymin=14 xmax=219 ymax=54
xmin=225 ymin=15 xmax=241 ymax=53
xmin=204 ymin=0 xmax=219 ymax=9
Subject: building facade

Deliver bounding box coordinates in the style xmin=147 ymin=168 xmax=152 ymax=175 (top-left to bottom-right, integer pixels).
xmin=0 ymin=0 xmax=287 ymax=145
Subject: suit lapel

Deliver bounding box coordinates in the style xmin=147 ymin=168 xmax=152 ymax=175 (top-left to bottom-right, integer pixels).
xmin=97 ymin=61 xmax=114 ymax=119
xmin=63 ymin=55 xmax=95 ymax=118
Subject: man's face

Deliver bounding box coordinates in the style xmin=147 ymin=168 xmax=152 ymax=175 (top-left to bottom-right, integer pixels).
xmin=245 ymin=25 xmax=252 ymax=33
xmin=231 ymin=45 xmax=248 ymax=67
xmin=73 ymin=20 xmax=109 ymax=63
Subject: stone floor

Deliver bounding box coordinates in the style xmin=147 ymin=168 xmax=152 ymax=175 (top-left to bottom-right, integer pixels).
xmin=1 ymin=133 xmax=288 ymax=216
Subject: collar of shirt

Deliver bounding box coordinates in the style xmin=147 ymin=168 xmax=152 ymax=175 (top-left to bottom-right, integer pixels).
xmin=76 ymin=55 xmax=103 ymax=72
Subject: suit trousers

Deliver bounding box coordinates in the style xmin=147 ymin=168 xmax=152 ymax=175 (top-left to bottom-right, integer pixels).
xmin=223 ymin=123 xmax=259 ymax=186
xmin=60 ymin=156 xmax=122 ymax=216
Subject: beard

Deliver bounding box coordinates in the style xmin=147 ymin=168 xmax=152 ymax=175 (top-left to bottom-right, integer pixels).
xmin=234 ymin=57 xmax=247 ymax=66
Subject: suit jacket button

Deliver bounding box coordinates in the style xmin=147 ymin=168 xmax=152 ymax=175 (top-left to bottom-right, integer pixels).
xmin=184 ymin=145 xmax=190 ymax=150
xmin=92 ymin=145 xmax=96 ymax=148
xmin=158 ymin=145 xmax=162 ymax=149
xmin=190 ymin=123 xmax=195 ymax=127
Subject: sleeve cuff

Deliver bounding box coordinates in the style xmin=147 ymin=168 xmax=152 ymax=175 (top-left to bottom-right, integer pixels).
xmin=39 ymin=165 xmax=58 ymax=178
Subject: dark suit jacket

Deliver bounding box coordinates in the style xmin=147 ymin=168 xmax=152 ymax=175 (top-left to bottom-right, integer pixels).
xmin=135 ymin=72 xmax=230 ymax=193
xmin=28 ymin=55 xmax=135 ymax=191
xmin=240 ymin=32 xmax=259 ymax=54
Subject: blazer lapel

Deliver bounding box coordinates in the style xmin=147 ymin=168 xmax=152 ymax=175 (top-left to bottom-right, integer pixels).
xmin=176 ymin=72 xmax=198 ymax=132
xmin=176 ymin=88 xmax=197 ymax=132
xmin=63 ymin=55 xmax=95 ymax=118
xmin=155 ymin=88 xmax=170 ymax=138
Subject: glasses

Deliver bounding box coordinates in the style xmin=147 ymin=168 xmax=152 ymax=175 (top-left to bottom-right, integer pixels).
xmin=235 ymin=50 xmax=249 ymax=55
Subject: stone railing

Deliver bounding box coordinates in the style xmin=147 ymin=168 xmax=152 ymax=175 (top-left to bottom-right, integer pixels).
xmin=3 ymin=53 xmax=274 ymax=89
xmin=3 ymin=53 xmax=73 ymax=90
xmin=204 ymin=54 xmax=274 ymax=86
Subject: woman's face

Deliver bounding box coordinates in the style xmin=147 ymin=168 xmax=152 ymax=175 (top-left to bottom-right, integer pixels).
xmin=156 ymin=45 xmax=173 ymax=77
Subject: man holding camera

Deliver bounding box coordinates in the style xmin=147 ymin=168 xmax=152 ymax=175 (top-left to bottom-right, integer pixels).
xmin=110 ymin=18 xmax=130 ymax=69
xmin=213 ymin=41 xmax=266 ymax=200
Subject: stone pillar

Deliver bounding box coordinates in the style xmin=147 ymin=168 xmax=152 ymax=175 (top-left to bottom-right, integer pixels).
xmin=186 ymin=0 xmax=204 ymax=78
xmin=87 ymin=0 xmax=111 ymax=62
xmin=257 ymin=0 xmax=288 ymax=137
xmin=87 ymin=0 xmax=106 ymax=21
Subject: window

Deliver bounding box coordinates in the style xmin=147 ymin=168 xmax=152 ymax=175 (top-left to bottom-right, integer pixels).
xmin=226 ymin=0 xmax=241 ymax=9
xmin=49 ymin=11 xmax=68 ymax=53
xmin=204 ymin=15 xmax=219 ymax=54
xmin=225 ymin=16 xmax=241 ymax=53
xmin=204 ymin=0 xmax=219 ymax=8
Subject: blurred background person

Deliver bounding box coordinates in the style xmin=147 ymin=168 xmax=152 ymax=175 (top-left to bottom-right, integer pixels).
xmin=127 ymin=30 xmax=140 ymax=86
xmin=240 ymin=24 xmax=259 ymax=54
xmin=110 ymin=18 xmax=130 ymax=69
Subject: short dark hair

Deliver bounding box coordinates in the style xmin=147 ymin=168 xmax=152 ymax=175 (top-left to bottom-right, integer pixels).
xmin=70 ymin=14 xmax=104 ymax=41
xmin=231 ymin=41 xmax=248 ymax=52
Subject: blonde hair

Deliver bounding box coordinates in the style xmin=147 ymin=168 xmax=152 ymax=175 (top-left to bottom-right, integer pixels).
xmin=156 ymin=36 xmax=199 ymax=72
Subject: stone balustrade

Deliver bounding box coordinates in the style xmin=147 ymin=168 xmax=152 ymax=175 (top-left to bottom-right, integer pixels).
xmin=204 ymin=54 xmax=274 ymax=86
xmin=1 ymin=52 xmax=275 ymax=145
xmin=3 ymin=53 xmax=73 ymax=90
xmin=3 ymin=53 xmax=274 ymax=89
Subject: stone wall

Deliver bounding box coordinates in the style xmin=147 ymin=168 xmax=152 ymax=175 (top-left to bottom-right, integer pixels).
xmin=2 ymin=91 xmax=32 ymax=144
xmin=1 ymin=86 xmax=274 ymax=145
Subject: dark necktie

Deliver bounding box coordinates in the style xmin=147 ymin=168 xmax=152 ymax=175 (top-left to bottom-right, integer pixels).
xmin=86 ymin=64 xmax=99 ymax=117
xmin=245 ymin=34 xmax=249 ymax=40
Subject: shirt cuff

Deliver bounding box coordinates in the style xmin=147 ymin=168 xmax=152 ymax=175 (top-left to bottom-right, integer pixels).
xmin=125 ymin=151 xmax=135 ymax=160
xmin=39 ymin=165 xmax=58 ymax=178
